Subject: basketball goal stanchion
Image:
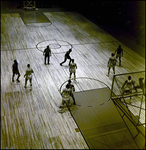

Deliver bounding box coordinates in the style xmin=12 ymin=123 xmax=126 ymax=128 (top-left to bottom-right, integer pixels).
xmin=23 ymin=1 xmax=36 ymax=10
xmin=110 ymin=71 xmax=145 ymax=149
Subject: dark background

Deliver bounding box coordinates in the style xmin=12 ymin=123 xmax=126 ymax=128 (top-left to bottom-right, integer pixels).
xmin=1 ymin=1 xmax=145 ymax=48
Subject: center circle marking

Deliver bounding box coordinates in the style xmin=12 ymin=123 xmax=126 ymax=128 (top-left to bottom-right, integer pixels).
xmin=49 ymin=44 xmax=61 ymax=49
xmin=36 ymin=40 xmax=73 ymax=54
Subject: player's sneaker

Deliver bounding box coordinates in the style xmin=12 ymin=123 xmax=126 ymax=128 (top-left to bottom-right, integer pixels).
xmin=17 ymin=79 xmax=20 ymax=82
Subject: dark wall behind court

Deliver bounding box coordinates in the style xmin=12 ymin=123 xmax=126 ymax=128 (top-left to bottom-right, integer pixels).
xmin=60 ymin=1 xmax=145 ymax=47
xmin=1 ymin=1 xmax=145 ymax=47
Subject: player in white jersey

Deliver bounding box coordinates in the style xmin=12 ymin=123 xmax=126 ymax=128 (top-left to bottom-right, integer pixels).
xmin=121 ymin=76 xmax=135 ymax=95
xmin=60 ymin=84 xmax=72 ymax=107
xmin=69 ymin=59 xmax=77 ymax=80
xmin=107 ymin=53 xmax=117 ymax=76
xmin=121 ymin=76 xmax=135 ymax=102
xmin=24 ymin=64 xmax=34 ymax=88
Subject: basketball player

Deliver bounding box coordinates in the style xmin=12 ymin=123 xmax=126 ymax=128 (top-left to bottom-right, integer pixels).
xmin=60 ymin=49 xmax=72 ymax=66
xmin=24 ymin=64 xmax=34 ymax=88
xmin=12 ymin=59 xmax=21 ymax=82
xmin=43 ymin=45 xmax=51 ymax=65
xmin=69 ymin=59 xmax=77 ymax=80
xmin=107 ymin=53 xmax=117 ymax=76
xmin=60 ymin=84 xmax=72 ymax=107
xmin=135 ymin=77 xmax=144 ymax=95
xmin=121 ymin=76 xmax=135 ymax=95
xmin=115 ymin=45 xmax=123 ymax=66
xmin=67 ymin=80 xmax=76 ymax=105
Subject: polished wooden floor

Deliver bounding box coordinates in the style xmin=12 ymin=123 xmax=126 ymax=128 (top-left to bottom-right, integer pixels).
xmin=1 ymin=9 xmax=145 ymax=149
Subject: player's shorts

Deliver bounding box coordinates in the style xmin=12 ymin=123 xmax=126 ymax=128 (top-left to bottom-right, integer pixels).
xmin=13 ymin=71 xmax=20 ymax=75
xmin=116 ymin=54 xmax=121 ymax=58
xmin=70 ymin=69 xmax=76 ymax=73
xmin=108 ymin=63 xmax=115 ymax=68
xmin=26 ymin=75 xmax=32 ymax=80
xmin=62 ymin=95 xmax=70 ymax=101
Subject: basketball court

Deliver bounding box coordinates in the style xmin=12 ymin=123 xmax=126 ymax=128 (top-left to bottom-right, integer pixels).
xmin=1 ymin=2 xmax=145 ymax=149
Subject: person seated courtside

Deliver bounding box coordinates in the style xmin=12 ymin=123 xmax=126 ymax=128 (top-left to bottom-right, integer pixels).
xmin=121 ymin=76 xmax=135 ymax=95
xmin=135 ymin=77 xmax=145 ymax=95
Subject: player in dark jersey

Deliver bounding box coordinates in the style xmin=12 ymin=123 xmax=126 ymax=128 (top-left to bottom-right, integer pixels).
xmin=43 ymin=45 xmax=51 ymax=65
xmin=60 ymin=49 xmax=72 ymax=66
xmin=115 ymin=45 xmax=123 ymax=66
xmin=12 ymin=59 xmax=21 ymax=82
xmin=67 ymin=80 xmax=76 ymax=105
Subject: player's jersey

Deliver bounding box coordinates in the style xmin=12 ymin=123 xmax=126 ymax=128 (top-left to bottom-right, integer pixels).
xmin=116 ymin=47 xmax=123 ymax=54
xmin=44 ymin=48 xmax=51 ymax=55
xmin=62 ymin=88 xmax=71 ymax=101
xmin=69 ymin=63 xmax=77 ymax=72
xmin=25 ymin=68 xmax=34 ymax=79
xmin=124 ymin=79 xmax=134 ymax=90
xmin=108 ymin=56 xmax=117 ymax=67
xmin=65 ymin=51 xmax=70 ymax=58
xmin=12 ymin=63 xmax=18 ymax=72
xmin=67 ymin=84 xmax=75 ymax=92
